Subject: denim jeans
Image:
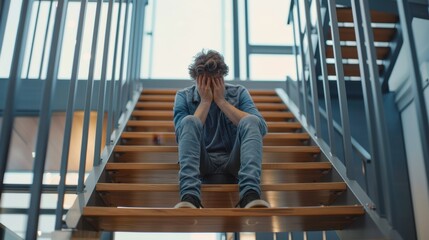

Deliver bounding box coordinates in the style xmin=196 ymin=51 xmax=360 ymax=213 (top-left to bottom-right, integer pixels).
xmin=177 ymin=114 xmax=264 ymax=200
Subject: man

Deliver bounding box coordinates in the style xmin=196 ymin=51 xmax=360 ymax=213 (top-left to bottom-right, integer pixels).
xmin=173 ymin=49 xmax=270 ymax=209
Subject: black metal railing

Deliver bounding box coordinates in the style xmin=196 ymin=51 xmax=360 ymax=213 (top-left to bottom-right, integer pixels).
xmin=0 ymin=0 xmax=147 ymax=239
xmin=285 ymin=0 xmax=428 ymax=239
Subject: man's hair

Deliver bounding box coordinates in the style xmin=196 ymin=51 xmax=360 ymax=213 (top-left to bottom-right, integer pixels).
xmin=188 ymin=49 xmax=229 ymax=80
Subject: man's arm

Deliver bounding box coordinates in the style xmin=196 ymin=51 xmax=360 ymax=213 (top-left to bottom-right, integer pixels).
xmin=212 ymin=77 xmax=248 ymax=125
xmin=194 ymin=74 xmax=213 ymax=124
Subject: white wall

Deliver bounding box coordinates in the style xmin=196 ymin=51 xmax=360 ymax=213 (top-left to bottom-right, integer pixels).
xmin=389 ymin=18 xmax=429 ymax=240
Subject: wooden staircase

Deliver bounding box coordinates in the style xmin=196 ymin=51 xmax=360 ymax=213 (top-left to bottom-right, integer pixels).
xmin=79 ymin=88 xmax=365 ymax=233
xmin=326 ymin=7 xmax=399 ymax=78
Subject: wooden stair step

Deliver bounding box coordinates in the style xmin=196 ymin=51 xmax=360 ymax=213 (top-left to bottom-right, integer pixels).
xmin=82 ymin=206 xmax=365 ymax=232
xmin=141 ymin=89 xmax=278 ymax=96
xmin=326 ymin=45 xmax=389 ymax=60
xmin=105 ymin=162 xmax=332 ymax=184
xmin=131 ymin=110 xmax=295 ymax=120
xmin=336 ymin=8 xmax=398 ymax=23
xmin=120 ymin=132 xmax=310 ymax=146
xmin=327 ymin=63 xmax=384 ymax=76
xmin=328 ymin=27 xmax=396 ymax=42
xmin=95 ymin=183 xmax=346 ymax=208
xmin=126 ymin=120 xmax=302 ymax=132
xmin=135 ymin=102 xmax=288 ymax=111
xmin=114 ymin=145 xmax=320 ymax=153
xmin=139 ymin=95 xmax=283 ymax=103
xmin=105 ymin=162 xmax=331 ymax=171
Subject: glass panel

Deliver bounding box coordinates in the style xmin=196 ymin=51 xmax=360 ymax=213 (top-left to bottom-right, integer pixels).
xmin=145 ymin=0 xmax=232 ymax=79
xmin=0 ymin=0 xmax=22 ymax=78
xmin=249 ymin=54 xmax=296 ymax=81
xmin=248 ymin=0 xmax=293 ymax=45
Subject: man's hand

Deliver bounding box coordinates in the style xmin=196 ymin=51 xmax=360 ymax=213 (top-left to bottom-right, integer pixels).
xmin=197 ymin=74 xmax=213 ymax=103
xmin=212 ymin=76 xmax=225 ymax=105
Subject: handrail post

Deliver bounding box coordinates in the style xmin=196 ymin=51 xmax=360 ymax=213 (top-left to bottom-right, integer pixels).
xmin=302 ymin=0 xmax=322 ymax=138
xmin=350 ymin=0 xmax=382 ymax=213
xmin=0 ymin=0 xmax=11 ymax=53
xmin=106 ymin=0 xmax=124 ymax=146
xmin=77 ymin=0 xmax=103 ymax=193
xmin=232 ymin=0 xmax=240 ymax=79
xmin=359 ymin=0 xmax=394 ymax=219
xmin=294 ymin=0 xmax=310 ymax=128
xmin=0 ymin=0 xmax=33 ymax=201
xmin=326 ymin=0 xmax=354 ymax=179
xmin=26 ymin=0 xmax=68 ymax=238
xmin=291 ymin=8 xmax=303 ymax=115
xmin=24 ymin=0 xmax=42 ymax=79
xmin=55 ymin=0 xmax=88 ymax=230
xmin=38 ymin=0 xmax=54 ymax=79
xmin=115 ymin=0 xmax=131 ymax=129
xmin=94 ymin=0 xmax=115 ymax=166
xmin=314 ymin=0 xmax=335 ymax=154
xmin=397 ymin=0 xmax=429 ymax=199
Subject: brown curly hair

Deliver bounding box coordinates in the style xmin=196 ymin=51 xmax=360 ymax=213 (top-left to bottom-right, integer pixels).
xmin=188 ymin=49 xmax=229 ymax=80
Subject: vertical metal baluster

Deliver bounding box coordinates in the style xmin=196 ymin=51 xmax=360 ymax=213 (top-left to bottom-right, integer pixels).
xmin=0 ymin=0 xmax=11 ymax=50
xmin=294 ymin=0 xmax=310 ymax=128
xmin=360 ymin=0 xmax=394 ymax=218
xmin=77 ymin=0 xmax=103 ymax=193
xmin=326 ymin=0 xmax=354 ymax=178
xmin=350 ymin=0 xmax=381 ymax=210
xmin=93 ymin=0 xmax=115 ymax=166
xmin=244 ymin=0 xmax=250 ymax=80
xmin=55 ymin=0 xmax=88 ymax=230
xmin=25 ymin=0 xmax=42 ymax=79
xmin=38 ymin=0 xmax=54 ymax=79
xmin=115 ymin=0 xmax=130 ymax=128
xmin=314 ymin=0 xmax=335 ymax=153
xmin=105 ymin=0 xmax=123 ymax=146
xmin=133 ymin=0 xmax=146 ymax=91
xmin=291 ymin=7 xmax=304 ymax=116
xmin=126 ymin=0 xmax=137 ymax=105
xmin=26 ymin=0 xmax=68 ymax=238
xmin=397 ymin=0 xmax=429 ymax=196
xmin=0 ymin=0 xmax=34 ymax=200
xmin=303 ymin=0 xmax=322 ymax=137
xmin=232 ymin=0 xmax=240 ymax=79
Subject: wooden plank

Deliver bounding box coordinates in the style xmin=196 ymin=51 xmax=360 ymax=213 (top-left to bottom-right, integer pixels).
xmin=141 ymin=89 xmax=278 ymax=96
xmin=326 ymin=45 xmax=389 ymax=60
xmin=105 ymin=162 xmax=331 ymax=171
xmin=120 ymin=132 xmax=310 ymax=146
xmin=82 ymin=206 xmax=365 ymax=232
xmin=327 ymin=64 xmax=384 ymax=76
xmin=114 ymin=145 xmax=320 ymax=153
xmin=336 ymin=8 xmax=398 ymax=23
xmin=135 ymin=102 xmax=288 ymax=111
xmin=327 ymin=27 xmax=396 ymax=42
xmin=95 ymin=183 xmax=346 ymax=207
xmin=139 ymin=95 xmax=283 ymax=103
xmin=131 ymin=110 xmax=295 ymax=120
xmin=126 ymin=120 xmax=302 ymax=132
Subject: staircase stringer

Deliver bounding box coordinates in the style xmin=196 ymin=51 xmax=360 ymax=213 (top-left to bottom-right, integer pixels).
xmin=63 ymin=86 xmax=143 ymax=231
xmin=276 ymin=87 xmax=404 ymax=240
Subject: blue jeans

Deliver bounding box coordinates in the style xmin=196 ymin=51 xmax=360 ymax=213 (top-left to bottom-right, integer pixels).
xmin=177 ymin=114 xmax=264 ymax=200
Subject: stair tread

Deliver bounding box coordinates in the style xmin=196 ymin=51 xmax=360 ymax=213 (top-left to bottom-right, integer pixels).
xmin=135 ymin=102 xmax=288 ymax=110
xmin=82 ymin=206 xmax=364 ymax=232
xmin=105 ymin=162 xmax=331 ymax=170
xmin=126 ymin=120 xmax=302 ymax=128
xmin=114 ymin=145 xmax=321 ymax=153
xmin=121 ymin=132 xmax=310 ymax=139
xmin=325 ymin=45 xmax=389 ymax=59
xmin=327 ymin=63 xmax=384 ymax=76
xmin=336 ymin=8 xmax=398 ymax=23
xmin=328 ymin=27 xmax=396 ymax=42
xmin=141 ymin=89 xmax=278 ymax=96
xmin=96 ymin=182 xmax=346 ymax=191
xmin=139 ymin=95 xmax=283 ymax=103
xmin=131 ymin=110 xmax=295 ymax=119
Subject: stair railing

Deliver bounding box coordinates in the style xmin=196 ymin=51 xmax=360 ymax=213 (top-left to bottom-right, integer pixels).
xmin=285 ymin=0 xmax=428 ymax=239
xmin=0 ymin=0 xmax=147 ymax=238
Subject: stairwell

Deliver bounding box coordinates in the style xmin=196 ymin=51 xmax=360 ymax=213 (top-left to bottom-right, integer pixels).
xmin=76 ymin=88 xmax=364 ymax=234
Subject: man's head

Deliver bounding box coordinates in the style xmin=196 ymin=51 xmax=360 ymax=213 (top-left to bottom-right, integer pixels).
xmin=188 ymin=49 xmax=229 ymax=80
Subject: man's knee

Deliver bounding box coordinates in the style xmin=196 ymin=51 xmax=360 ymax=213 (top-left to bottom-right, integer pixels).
xmin=179 ymin=115 xmax=203 ymax=134
xmin=238 ymin=115 xmax=260 ymax=129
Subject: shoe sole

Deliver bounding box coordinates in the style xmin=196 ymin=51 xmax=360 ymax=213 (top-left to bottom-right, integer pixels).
xmin=244 ymin=199 xmax=271 ymax=208
xmin=174 ymin=201 xmax=198 ymax=208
